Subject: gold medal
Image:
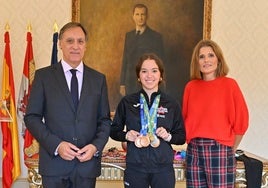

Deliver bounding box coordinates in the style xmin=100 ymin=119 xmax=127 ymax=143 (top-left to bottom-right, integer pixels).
xmin=135 ymin=137 xmax=142 ymax=148
xmin=140 ymin=135 xmax=150 ymax=147
xmin=150 ymin=135 xmax=160 ymax=148
xmin=148 ymin=133 xmax=155 ymax=142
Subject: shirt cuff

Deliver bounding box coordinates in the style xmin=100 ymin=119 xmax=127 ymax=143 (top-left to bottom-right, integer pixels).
xmin=164 ymin=133 xmax=172 ymax=142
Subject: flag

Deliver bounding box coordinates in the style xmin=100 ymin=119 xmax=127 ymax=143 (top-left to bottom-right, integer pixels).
xmin=1 ymin=30 xmax=21 ymax=188
xmin=51 ymin=32 xmax=58 ymax=64
xmin=17 ymin=30 xmax=38 ymax=167
xmin=0 ymin=100 xmax=12 ymax=122
xmin=51 ymin=22 xmax=58 ymax=65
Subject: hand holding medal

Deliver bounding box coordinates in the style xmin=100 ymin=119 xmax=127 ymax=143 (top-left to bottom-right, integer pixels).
xmin=135 ymin=134 xmax=159 ymax=148
xmin=126 ymin=130 xmax=152 ymax=148
xmin=126 ymin=130 xmax=140 ymax=142
xmin=155 ymin=127 xmax=172 ymax=142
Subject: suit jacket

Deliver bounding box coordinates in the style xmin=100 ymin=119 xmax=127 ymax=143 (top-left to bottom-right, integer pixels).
xmin=24 ymin=62 xmax=111 ymax=178
xmin=120 ymin=26 xmax=164 ymax=94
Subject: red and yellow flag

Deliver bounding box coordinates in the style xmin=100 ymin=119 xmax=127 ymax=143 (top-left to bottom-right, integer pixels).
xmin=1 ymin=30 xmax=21 ymax=187
xmin=17 ymin=29 xmax=38 ymax=166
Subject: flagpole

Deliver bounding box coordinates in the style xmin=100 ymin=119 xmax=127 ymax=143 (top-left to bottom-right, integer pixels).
xmin=53 ymin=21 xmax=58 ymax=33
xmin=27 ymin=23 xmax=32 ymax=32
xmin=5 ymin=23 xmax=10 ymax=31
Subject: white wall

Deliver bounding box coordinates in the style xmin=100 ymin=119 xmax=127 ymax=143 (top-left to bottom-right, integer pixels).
xmin=0 ymin=0 xmax=268 ymax=186
xmin=211 ymin=0 xmax=268 ymax=158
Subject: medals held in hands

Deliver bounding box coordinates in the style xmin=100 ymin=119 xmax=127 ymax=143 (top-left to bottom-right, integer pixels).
xmin=136 ymin=93 xmax=161 ymax=148
xmin=135 ymin=134 xmax=160 ymax=148
xmin=135 ymin=135 xmax=150 ymax=148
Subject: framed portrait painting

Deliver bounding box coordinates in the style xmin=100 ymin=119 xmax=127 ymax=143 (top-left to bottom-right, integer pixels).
xmin=72 ymin=0 xmax=212 ymax=110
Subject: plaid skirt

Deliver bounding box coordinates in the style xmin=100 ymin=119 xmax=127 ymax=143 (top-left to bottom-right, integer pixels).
xmin=186 ymin=138 xmax=236 ymax=188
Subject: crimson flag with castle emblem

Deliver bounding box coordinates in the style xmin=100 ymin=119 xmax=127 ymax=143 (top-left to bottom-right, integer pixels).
xmin=17 ymin=28 xmax=39 ymax=166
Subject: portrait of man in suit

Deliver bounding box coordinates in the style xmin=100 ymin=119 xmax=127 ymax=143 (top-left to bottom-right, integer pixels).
xmin=119 ymin=3 xmax=165 ymax=96
xmin=77 ymin=0 xmax=209 ymax=109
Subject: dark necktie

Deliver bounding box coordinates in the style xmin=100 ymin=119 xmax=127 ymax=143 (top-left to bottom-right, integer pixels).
xmin=70 ymin=69 xmax=79 ymax=110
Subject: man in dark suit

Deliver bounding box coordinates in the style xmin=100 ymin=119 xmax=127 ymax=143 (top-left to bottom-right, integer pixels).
xmin=24 ymin=22 xmax=111 ymax=188
xmin=120 ymin=3 xmax=165 ymax=96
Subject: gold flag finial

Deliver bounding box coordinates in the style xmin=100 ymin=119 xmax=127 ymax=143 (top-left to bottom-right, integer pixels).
xmin=5 ymin=23 xmax=10 ymax=31
xmin=53 ymin=21 xmax=58 ymax=32
xmin=27 ymin=23 xmax=32 ymax=32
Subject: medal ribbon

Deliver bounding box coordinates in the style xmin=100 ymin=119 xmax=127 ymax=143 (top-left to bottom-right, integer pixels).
xmin=140 ymin=93 xmax=160 ymax=136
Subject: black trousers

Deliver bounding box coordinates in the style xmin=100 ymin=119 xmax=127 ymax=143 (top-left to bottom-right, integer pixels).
xmin=123 ymin=167 xmax=175 ymax=188
xmin=42 ymin=167 xmax=96 ymax=188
